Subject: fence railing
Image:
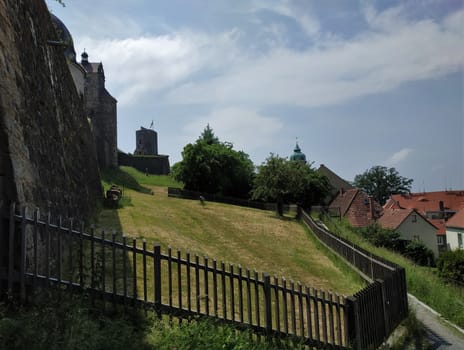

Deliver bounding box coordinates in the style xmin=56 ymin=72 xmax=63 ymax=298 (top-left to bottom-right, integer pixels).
xmin=1 ymin=204 xmax=349 ymax=349
xmin=167 ymin=187 xmax=288 ymax=212
xmin=300 ymin=210 xmax=408 ymax=350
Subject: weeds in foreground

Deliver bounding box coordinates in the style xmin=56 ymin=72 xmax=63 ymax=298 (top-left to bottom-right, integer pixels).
xmin=0 ymin=289 xmax=305 ymax=350
xmin=380 ymin=310 xmax=430 ymax=350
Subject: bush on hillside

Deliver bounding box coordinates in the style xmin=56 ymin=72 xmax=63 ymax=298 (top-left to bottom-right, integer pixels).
xmin=403 ymin=241 xmax=435 ymax=266
xmin=358 ymin=224 xmax=404 ymax=250
xmin=437 ymin=249 xmax=464 ymax=283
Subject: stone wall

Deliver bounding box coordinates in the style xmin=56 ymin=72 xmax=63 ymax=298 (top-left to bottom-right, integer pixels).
xmin=0 ymin=0 xmax=102 ymax=220
xmin=118 ymin=152 xmax=170 ymax=175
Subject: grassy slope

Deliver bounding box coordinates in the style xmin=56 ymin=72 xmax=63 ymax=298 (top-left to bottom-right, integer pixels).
xmin=322 ymin=216 xmax=464 ymax=328
xmin=98 ymin=167 xmax=364 ymax=295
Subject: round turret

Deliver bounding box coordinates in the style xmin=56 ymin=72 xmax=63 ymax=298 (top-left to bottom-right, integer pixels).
xmin=50 ymin=14 xmax=76 ymax=62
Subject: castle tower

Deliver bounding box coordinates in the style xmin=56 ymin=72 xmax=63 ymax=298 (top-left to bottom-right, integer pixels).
xmin=135 ymin=127 xmax=158 ymax=155
xmin=290 ymin=141 xmax=307 ymax=164
xmin=50 ymin=14 xmax=118 ymax=170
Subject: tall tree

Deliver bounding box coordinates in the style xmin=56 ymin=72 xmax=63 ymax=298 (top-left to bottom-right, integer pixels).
xmin=171 ymin=126 xmax=254 ymax=198
xmin=251 ymin=154 xmax=330 ymax=215
xmin=354 ymin=165 xmax=413 ymax=205
xmin=198 ymin=124 xmax=219 ymax=145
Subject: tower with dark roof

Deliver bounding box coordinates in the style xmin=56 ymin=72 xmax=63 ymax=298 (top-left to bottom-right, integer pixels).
xmin=51 ymin=15 xmax=118 ymax=169
xmin=290 ymin=141 xmax=307 ymax=163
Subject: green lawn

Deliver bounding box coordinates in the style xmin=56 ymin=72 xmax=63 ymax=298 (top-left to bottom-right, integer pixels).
xmin=97 ymin=166 xmax=364 ymax=296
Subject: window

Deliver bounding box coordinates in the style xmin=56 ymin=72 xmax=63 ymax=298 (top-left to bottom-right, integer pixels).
xmin=459 ymin=233 xmax=463 ymax=249
xmin=437 ymin=236 xmax=444 ymax=245
xmin=411 ymin=215 xmax=417 ymax=223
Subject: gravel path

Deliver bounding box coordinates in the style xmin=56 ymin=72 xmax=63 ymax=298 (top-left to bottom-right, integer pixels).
xmin=408 ymin=294 xmax=464 ymax=349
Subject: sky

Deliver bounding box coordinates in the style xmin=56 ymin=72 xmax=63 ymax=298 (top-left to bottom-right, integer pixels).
xmin=47 ymin=0 xmax=463 ymax=192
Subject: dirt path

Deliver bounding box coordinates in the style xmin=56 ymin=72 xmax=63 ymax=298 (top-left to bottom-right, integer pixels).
xmin=408 ymin=294 xmax=464 ymax=349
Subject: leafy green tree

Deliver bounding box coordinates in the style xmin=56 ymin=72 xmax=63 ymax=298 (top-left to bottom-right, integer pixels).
xmin=251 ymin=154 xmax=330 ymax=215
xmin=198 ymin=123 xmax=219 ymax=145
xmin=354 ymin=165 xmax=413 ymax=205
xmin=171 ymin=126 xmax=254 ymax=198
xmin=437 ymin=250 xmax=464 ymax=283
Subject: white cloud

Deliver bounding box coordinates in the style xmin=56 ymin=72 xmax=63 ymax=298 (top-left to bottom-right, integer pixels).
xmin=251 ymin=0 xmax=320 ymax=38
xmin=164 ymin=9 xmax=464 ymax=108
xmin=181 ymin=107 xmax=284 ymax=152
xmin=385 ymin=148 xmax=415 ymax=166
xmin=68 ymin=4 xmax=463 ymax=110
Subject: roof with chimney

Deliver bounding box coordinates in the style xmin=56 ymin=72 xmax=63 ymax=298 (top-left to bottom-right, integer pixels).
xmin=378 ymin=208 xmax=437 ymax=230
xmin=329 ymin=189 xmax=382 ymax=227
xmin=384 ymin=191 xmax=464 ymax=213
xmin=384 ymin=190 xmax=464 ymax=235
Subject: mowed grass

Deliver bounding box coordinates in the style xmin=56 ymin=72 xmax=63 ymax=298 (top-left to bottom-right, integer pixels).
xmin=98 ymin=168 xmax=363 ymax=296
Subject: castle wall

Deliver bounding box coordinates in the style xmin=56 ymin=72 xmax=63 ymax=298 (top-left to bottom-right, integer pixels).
xmin=118 ymin=152 xmax=170 ymax=175
xmin=0 ymin=0 xmax=102 ymax=219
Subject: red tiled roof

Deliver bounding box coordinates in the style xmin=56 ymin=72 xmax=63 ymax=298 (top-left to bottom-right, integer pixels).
xmin=329 ymin=189 xmax=358 ymax=216
xmin=387 ymin=191 xmax=464 ymax=213
xmin=385 ymin=191 xmax=464 ymax=235
xmin=329 ymin=189 xmax=382 ymax=228
xmin=446 ymin=209 xmax=464 ymax=229
xmin=377 ymin=208 xmax=414 ymax=230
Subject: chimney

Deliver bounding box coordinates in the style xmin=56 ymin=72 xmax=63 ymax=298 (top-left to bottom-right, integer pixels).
xmin=340 ymin=188 xmax=345 ymax=196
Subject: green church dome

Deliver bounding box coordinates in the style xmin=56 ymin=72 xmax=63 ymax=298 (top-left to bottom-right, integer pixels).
xmin=290 ymin=142 xmax=306 ymax=162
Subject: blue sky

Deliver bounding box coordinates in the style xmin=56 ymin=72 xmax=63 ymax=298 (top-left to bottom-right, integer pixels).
xmin=47 ymin=0 xmax=463 ymax=192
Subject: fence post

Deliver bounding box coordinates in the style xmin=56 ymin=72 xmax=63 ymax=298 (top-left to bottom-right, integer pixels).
xmin=19 ymin=207 xmax=27 ymax=303
xmin=346 ymin=296 xmax=361 ymax=350
xmin=154 ymin=244 xmax=162 ymax=317
xmin=7 ymin=203 xmax=15 ymax=296
xmin=377 ymin=279 xmax=390 ymax=338
xmin=263 ymin=273 xmax=272 ymax=336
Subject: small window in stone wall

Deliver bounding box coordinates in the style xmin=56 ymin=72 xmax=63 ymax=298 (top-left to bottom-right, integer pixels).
xmin=411 ymin=214 xmax=417 ymax=223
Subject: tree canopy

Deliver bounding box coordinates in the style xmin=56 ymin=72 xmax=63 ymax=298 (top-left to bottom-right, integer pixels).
xmin=251 ymin=154 xmax=330 ymax=215
xmin=354 ymin=165 xmax=413 ymax=205
xmin=171 ymin=126 xmax=254 ymax=198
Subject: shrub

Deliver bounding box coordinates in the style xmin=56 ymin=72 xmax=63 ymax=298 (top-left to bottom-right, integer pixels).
xmin=437 ymin=249 xmax=464 ymax=283
xmin=357 ymin=224 xmax=403 ymax=250
xmin=403 ymin=241 xmax=435 ymax=266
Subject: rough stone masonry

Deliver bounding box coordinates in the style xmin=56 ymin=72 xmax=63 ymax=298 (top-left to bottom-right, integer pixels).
xmin=0 ymin=0 xmax=102 ymax=221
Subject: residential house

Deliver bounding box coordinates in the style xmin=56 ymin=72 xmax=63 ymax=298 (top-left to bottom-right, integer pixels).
xmin=329 ymin=189 xmax=382 ymax=228
xmin=377 ymin=208 xmax=439 ymax=258
xmin=317 ymin=164 xmax=354 ymax=205
xmin=384 ymin=190 xmax=464 ymax=252
xmin=446 ymin=209 xmax=464 ymax=250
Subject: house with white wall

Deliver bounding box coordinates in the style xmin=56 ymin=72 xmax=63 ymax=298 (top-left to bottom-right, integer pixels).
xmin=446 ymin=209 xmax=464 ymax=250
xmin=377 ymin=208 xmax=439 ymax=258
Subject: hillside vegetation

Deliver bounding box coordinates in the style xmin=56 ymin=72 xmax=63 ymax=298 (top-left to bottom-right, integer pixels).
xmin=321 ymin=215 xmax=464 ymax=329
xmin=99 ymin=166 xmax=364 ymax=295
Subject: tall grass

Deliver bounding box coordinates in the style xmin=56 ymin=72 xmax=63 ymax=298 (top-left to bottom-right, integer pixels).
xmin=321 ymin=215 xmax=464 ymax=328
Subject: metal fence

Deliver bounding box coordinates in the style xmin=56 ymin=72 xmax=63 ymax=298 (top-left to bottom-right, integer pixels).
xmin=0 ymin=203 xmax=408 ymax=349
xmin=301 ymin=210 xmax=408 ymax=350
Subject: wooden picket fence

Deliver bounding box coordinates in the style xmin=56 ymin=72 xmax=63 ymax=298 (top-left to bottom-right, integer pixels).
xmin=0 ymin=204 xmax=408 ymax=349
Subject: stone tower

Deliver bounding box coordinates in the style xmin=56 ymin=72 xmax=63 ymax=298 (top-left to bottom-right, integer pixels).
xmin=51 ymin=14 xmax=118 ymax=170
xmin=135 ymin=127 xmax=158 ymax=155
xmin=81 ymin=52 xmax=118 ymax=168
